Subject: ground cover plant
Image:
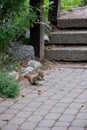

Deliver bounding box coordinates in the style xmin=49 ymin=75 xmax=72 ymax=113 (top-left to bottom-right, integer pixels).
xmin=0 ymin=72 xmax=20 ymax=98
xmin=0 ymin=0 xmax=38 ymax=49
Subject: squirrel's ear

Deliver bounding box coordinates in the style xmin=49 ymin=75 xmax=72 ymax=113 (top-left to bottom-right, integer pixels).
xmin=24 ymin=75 xmax=26 ymax=78
xmin=24 ymin=73 xmax=29 ymax=78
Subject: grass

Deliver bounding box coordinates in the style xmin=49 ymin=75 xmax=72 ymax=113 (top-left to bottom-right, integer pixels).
xmin=61 ymin=0 xmax=84 ymax=10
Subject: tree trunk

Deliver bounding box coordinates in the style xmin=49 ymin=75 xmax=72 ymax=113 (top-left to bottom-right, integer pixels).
xmin=84 ymin=0 xmax=87 ymax=5
xmin=30 ymin=0 xmax=44 ymax=59
xmin=48 ymin=0 xmax=61 ymax=25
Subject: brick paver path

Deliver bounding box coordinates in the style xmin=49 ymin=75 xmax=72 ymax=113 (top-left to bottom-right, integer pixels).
xmin=0 ymin=64 xmax=87 ymax=130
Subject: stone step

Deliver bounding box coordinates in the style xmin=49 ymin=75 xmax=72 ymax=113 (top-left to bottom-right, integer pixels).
xmin=45 ymin=46 xmax=87 ymax=61
xmin=49 ymin=30 xmax=87 ymax=44
xmin=57 ymin=6 xmax=87 ymax=28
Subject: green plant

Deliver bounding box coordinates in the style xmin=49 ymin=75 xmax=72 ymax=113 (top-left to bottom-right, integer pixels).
xmin=44 ymin=0 xmax=54 ymax=18
xmin=0 ymin=0 xmax=38 ymax=49
xmin=0 ymin=50 xmax=20 ymax=72
xmin=0 ymin=72 xmax=20 ymax=98
xmin=44 ymin=0 xmax=50 ymax=18
xmin=61 ymin=0 xmax=84 ymax=10
xmin=0 ymin=0 xmax=52 ymax=49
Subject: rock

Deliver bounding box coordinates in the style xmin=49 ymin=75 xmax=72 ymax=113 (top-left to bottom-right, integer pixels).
xmin=28 ymin=60 xmax=42 ymax=69
xmin=8 ymin=71 xmax=19 ymax=80
xmin=44 ymin=23 xmax=52 ymax=33
xmin=44 ymin=35 xmax=50 ymax=43
xmin=44 ymin=23 xmax=51 ymax=43
xmin=9 ymin=43 xmax=35 ymax=61
xmin=25 ymin=29 xmax=30 ymax=38
xmin=21 ymin=66 xmax=34 ymax=76
xmin=14 ymin=29 xmax=30 ymax=41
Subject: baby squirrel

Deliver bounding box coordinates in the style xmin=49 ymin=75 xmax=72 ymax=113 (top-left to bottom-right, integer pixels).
xmin=25 ymin=71 xmax=44 ymax=85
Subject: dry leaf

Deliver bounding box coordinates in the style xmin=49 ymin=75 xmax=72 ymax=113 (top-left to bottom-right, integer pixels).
xmin=3 ymin=119 xmax=9 ymax=122
xmin=21 ymin=93 xmax=26 ymax=97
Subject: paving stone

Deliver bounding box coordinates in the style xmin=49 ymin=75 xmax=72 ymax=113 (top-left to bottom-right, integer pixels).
xmin=17 ymin=98 xmax=32 ymax=104
xmin=83 ymin=90 xmax=87 ymax=95
xmin=35 ymin=127 xmax=50 ymax=130
xmin=0 ymin=98 xmax=4 ymax=103
xmin=27 ymin=116 xmax=43 ymax=123
xmin=55 ymin=121 xmax=70 ymax=127
xmin=67 ymin=88 xmax=81 ymax=93
xmin=40 ymin=105 xmax=53 ymax=110
xmin=23 ymin=106 xmax=37 ymax=112
xmin=59 ymin=115 xmax=74 ymax=122
xmin=50 ymin=107 xmax=65 ymax=114
xmin=10 ymin=103 xmax=26 ymax=110
xmin=28 ymin=101 xmax=42 ymax=107
xmin=63 ymin=108 xmax=78 ymax=115
xmin=34 ymin=97 xmax=48 ymax=102
xmin=80 ymin=107 xmax=87 ymax=113
xmin=44 ymin=113 xmax=61 ymax=120
xmin=1 ymin=125 xmax=18 ymax=130
xmin=20 ymin=122 xmax=37 ymax=130
xmin=0 ymin=114 xmax=14 ymax=120
xmin=59 ymin=98 xmax=73 ymax=103
xmin=69 ymin=127 xmax=84 ymax=130
xmin=0 ymin=107 xmax=7 ymax=114
xmin=16 ymin=111 xmax=31 ymax=118
xmin=8 ymin=117 xmax=25 ymax=125
xmin=65 ymin=93 xmax=79 ymax=98
xmin=74 ymin=98 xmax=86 ymax=103
xmin=33 ymin=109 xmax=48 ymax=116
xmin=5 ymin=109 xmax=19 ymax=114
xmin=77 ymin=86 xmax=87 ymax=89
xmin=26 ymin=93 xmax=38 ymax=99
xmin=76 ymin=113 xmax=87 ymax=120
xmin=78 ymin=94 xmax=87 ymax=99
xmin=49 ymin=94 xmax=63 ymax=100
xmin=68 ymin=103 xmax=83 ymax=109
xmin=0 ymin=120 xmax=7 ymax=129
xmin=0 ymin=101 xmax=14 ymax=107
xmin=51 ymin=127 xmax=67 ymax=130
xmin=71 ymin=119 xmax=87 ymax=127
xmin=41 ymin=92 xmax=55 ymax=97
xmin=44 ymin=100 xmax=58 ymax=106
xmin=38 ymin=119 xmax=55 ymax=127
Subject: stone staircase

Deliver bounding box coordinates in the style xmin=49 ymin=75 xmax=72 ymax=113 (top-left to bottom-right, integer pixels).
xmin=45 ymin=6 xmax=87 ymax=61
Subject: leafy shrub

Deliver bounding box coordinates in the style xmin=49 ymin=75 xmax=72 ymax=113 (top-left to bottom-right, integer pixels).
xmin=0 ymin=72 xmax=20 ymax=98
xmin=0 ymin=0 xmax=52 ymax=49
xmin=0 ymin=0 xmax=37 ymax=49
